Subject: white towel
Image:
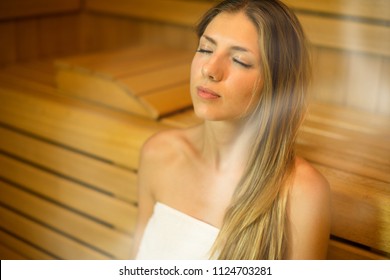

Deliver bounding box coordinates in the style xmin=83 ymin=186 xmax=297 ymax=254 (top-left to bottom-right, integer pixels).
xmin=136 ymin=202 xmax=219 ymax=260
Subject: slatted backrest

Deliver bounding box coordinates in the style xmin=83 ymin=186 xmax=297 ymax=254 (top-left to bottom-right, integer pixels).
xmin=161 ymin=104 xmax=390 ymax=259
xmin=0 ymin=62 xmax=167 ymax=259
xmin=1 ymin=49 xmax=389 ymax=260
xmin=283 ymin=0 xmax=389 ymax=23
xmin=82 ymin=0 xmax=390 ymax=115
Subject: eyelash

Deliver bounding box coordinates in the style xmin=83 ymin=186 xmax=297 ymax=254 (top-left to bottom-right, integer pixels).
xmin=233 ymin=59 xmax=251 ymax=68
xmin=196 ymin=48 xmax=212 ymax=54
xmin=196 ymin=48 xmax=252 ymax=69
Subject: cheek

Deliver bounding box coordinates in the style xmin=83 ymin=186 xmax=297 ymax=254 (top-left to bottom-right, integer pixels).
xmin=229 ymin=74 xmax=262 ymax=102
xmin=190 ymin=56 xmax=202 ymax=82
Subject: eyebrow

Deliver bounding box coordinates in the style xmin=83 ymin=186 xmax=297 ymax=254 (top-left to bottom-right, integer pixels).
xmin=202 ymin=35 xmax=251 ymax=53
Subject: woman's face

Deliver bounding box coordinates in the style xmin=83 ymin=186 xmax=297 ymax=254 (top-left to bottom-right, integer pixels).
xmin=190 ymin=11 xmax=263 ymax=122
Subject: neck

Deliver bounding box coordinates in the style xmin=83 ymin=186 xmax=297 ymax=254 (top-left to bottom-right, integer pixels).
xmin=199 ymin=116 xmax=258 ymax=172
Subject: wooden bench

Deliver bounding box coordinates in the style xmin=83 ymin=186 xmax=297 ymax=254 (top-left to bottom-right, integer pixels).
xmin=0 ymin=44 xmax=389 ymax=260
xmin=162 ymin=106 xmax=390 ymax=260
xmin=0 ymin=62 xmax=168 ymax=259
xmin=0 ymin=0 xmax=389 ymax=259
xmin=55 ymin=45 xmax=194 ymax=119
xmin=83 ymin=0 xmax=390 ymax=116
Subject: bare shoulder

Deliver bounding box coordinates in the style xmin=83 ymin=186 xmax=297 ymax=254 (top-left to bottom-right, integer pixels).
xmin=138 ymin=127 xmax=201 ymax=185
xmin=286 ymin=157 xmax=331 ymax=259
xmin=140 ymin=129 xmax=177 ymax=161
xmin=137 ymin=127 xmax=200 ymax=203
xmin=140 ymin=128 xmax=196 ymax=165
xmin=290 ymin=157 xmax=330 ymax=201
xmin=131 ymin=129 xmax=190 ymax=258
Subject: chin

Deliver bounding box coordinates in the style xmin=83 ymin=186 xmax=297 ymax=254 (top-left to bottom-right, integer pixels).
xmin=193 ymin=107 xmax=222 ymax=121
xmin=194 ymin=107 xmax=234 ymax=122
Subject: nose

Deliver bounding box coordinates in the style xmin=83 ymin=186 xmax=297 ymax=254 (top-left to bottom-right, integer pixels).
xmin=201 ymin=56 xmax=223 ymax=82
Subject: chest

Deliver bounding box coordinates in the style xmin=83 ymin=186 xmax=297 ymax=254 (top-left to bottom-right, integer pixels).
xmin=154 ymin=160 xmax=241 ymax=228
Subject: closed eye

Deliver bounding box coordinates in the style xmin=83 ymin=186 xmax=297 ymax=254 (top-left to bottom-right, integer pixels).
xmin=196 ymin=48 xmax=213 ymax=54
xmin=233 ymin=58 xmax=252 ymax=68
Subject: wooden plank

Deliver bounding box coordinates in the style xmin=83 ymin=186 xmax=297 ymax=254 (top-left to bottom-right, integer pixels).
xmin=306 ymin=109 xmax=390 ymax=139
xmin=110 ymin=16 xmax=142 ymax=48
xmin=0 ymin=126 xmax=137 ymax=203
xmin=2 ymin=15 xmax=80 ymax=64
xmin=37 ymin=16 xmax=61 ymax=58
xmin=140 ymin=84 xmax=193 ymax=118
xmin=308 ymin=102 xmax=390 ymax=131
xmin=15 ymin=18 xmax=39 ymax=61
xmin=0 ymin=154 xmax=137 ymax=233
xmin=310 ymin=47 xmax=349 ymax=105
xmin=302 ymin=117 xmax=389 ymax=149
xmin=0 ymin=229 xmax=55 ymax=260
xmin=328 ymin=239 xmax=389 ymax=260
xmin=0 ymin=206 xmax=110 ymax=260
xmin=87 ymin=48 xmax=193 ymax=78
xmin=159 ymin=22 xmax=198 ymax=50
xmin=0 ymin=85 xmax=166 ymax=169
xmin=55 ymin=44 xmax=163 ymax=71
xmin=55 ymin=68 xmax=155 ymax=117
xmin=36 ymin=14 xmax=82 ymax=59
xmin=84 ymin=0 xmax=389 ymax=56
xmin=0 ymin=21 xmax=16 ymax=66
xmin=24 ymin=60 xmax=57 ymax=75
xmin=315 ymin=164 xmax=390 ymax=254
xmin=119 ymin=63 xmax=190 ymax=96
xmin=55 ymin=46 xmax=194 ymax=118
xmin=0 ymin=0 xmax=81 ymax=20
xmin=303 ymin=116 xmax=390 ymax=143
xmin=377 ymin=57 xmax=390 ymax=115
xmin=0 ymin=63 xmax=56 ymax=87
xmin=0 ymin=181 xmax=133 ymax=259
xmin=298 ymin=126 xmax=389 ymax=168
xmin=283 ymin=0 xmax=390 ymax=22
xmin=0 ymin=71 xmax=66 ymax=95
xmin=297 ymin=141 xmax=390 ymax=183
xmin=346 ymin=52 xmax=382 ymax=112
xmin=78 ymin=13 xmax=142 ymax=53
xmin=85 ymin=0 xmax=211 ymax=27
xmin=58 ymin=14 xmax=82 ymax=56
xmin=0 ymin=243 xmax=26 ymax=260
xmin=298 ymin=13 xmax=390 ymax=56
xmin=139 ymin=21 xmax=169 ymax=47
xmin=81 ymin=14 xmax=133 ymax=51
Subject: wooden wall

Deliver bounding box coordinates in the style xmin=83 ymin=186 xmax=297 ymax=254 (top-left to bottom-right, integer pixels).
xmin=0 ymin=0 xmax=82 ymax=65
xmin=81 ymin=0 xmax=390 ymax=115
xmin=0 ymin=0 xmax=389 ymax=260
xmin=0 ymin=0 xmax=389 ymax=114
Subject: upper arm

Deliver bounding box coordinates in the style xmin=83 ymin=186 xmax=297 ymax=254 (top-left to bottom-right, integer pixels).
xmin=130 ymin=129 xmax=186 ymax=258
xmin=130 ymin=136 xmax=159 ymax=258
xmin=286 ymin=160 xmax=331 ymax=259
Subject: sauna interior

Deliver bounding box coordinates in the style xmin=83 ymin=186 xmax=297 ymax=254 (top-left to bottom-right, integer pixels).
xmin=0 ymin=0 xmax=389 ymax=260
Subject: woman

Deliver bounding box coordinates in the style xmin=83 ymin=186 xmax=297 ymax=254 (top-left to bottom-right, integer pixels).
xmin=132 ymin=0 xmax=331 ymax=260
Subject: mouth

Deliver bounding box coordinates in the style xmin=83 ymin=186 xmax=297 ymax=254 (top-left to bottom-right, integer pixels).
xmin=197 ymin=86 xmax=221 ymax=100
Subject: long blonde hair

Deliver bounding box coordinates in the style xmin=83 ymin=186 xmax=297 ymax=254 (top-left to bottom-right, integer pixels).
xmin=196 ymin=0 xmax=311 ymax=259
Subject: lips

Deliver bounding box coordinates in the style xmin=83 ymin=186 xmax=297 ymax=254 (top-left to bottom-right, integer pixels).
xmin=197 ymin=86 xmax=220 ymax=100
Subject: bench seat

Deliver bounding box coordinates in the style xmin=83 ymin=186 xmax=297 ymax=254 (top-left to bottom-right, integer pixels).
xmin=0 ymin=49 xmax=389 ymax=259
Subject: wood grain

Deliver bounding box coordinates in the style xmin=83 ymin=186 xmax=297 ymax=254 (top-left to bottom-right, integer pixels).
xmin=0 ymin=0 xmax=81 ymax=20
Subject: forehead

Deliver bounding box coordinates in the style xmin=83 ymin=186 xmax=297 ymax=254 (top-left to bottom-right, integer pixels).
xmin=203 ymin=11 xmax=259 ymax=53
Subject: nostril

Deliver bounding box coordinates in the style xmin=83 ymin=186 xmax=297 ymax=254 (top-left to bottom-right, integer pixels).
xmin=202 ymin=60 xmax=222 ymax=82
